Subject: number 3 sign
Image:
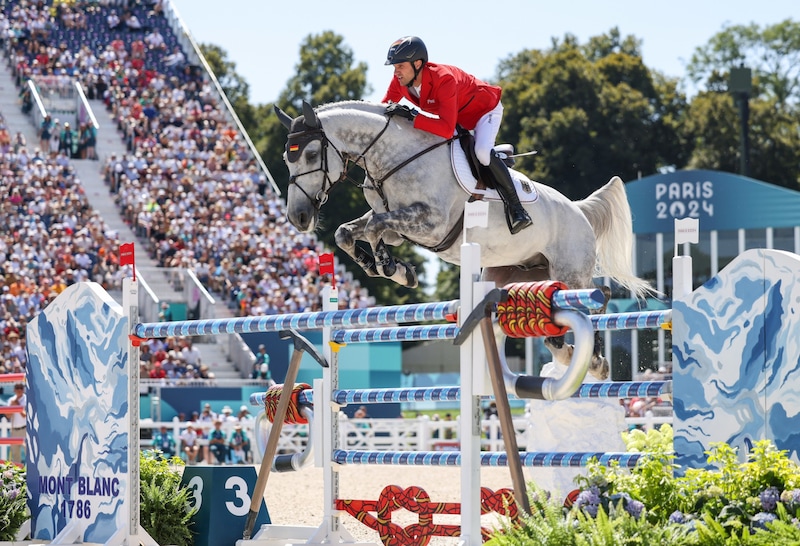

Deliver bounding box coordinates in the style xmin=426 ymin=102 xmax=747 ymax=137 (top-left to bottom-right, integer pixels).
xmin=181 ymin=466 xmax=270 ymax=545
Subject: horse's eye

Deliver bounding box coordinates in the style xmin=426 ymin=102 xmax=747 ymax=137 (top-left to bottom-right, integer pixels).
xmin=305 ymin=150 xmax=318 ymax=161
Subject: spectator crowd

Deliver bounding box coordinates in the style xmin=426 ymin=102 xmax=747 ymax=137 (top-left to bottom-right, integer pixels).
xmin=0 ymin=0 xmax=376 ymax=381
xmin=0 ymin=1 xmax=381 ymax=461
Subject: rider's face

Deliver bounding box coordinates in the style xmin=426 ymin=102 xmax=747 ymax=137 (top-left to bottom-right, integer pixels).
xmin=392 ymin=61 xmax=418 ymax=87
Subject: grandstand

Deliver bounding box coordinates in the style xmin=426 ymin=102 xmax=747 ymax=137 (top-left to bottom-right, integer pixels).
xmin=0 ymin=0 xmax=374 ymax=393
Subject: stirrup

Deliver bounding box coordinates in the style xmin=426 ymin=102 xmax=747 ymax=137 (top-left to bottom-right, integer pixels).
xmin=505 ymin=207 xmax=532 ymax=235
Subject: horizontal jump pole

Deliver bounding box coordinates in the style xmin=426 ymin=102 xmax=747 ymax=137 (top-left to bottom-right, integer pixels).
xmin=0 ymin=437 xmax=24 ymax=445
xmin=592 ymin=310 xmax=672 ymax=331
xmin=134 ymin=300 xmax=459 ymax=338
xmin=0 ymin=406 xmax=23 ymax=415
xmin=331 ymin=324 xmax=458 ymax=344
xmin=332 ymin=450 xmax=643 ymax=468
xmin=249 ymin=381 xmax=671 ymax=408
xmin=330 ymin=310 xmax=672 ymax=344
xmin=551 ymin=288 xmax=606 ymax=311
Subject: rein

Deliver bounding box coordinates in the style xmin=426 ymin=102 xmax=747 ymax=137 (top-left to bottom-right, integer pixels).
xmin=288 ymin=116 xmax=458 ymax=215
xmin=364 ymin=135 xmax=455 ymax=213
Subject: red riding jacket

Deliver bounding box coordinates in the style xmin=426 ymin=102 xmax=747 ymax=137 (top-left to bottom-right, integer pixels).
xmin=382 ymin=62 xmax=502 ymax=138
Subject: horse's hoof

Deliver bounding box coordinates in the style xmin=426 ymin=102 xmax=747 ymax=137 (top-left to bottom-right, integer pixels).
xmin=589 ymin=354 xmax=610 ymax=381
xmin=382 ymin=261 xmax=397 ymax=277
xmin=545 ymin=336 xmax=565 ymax=350
xmin=404 ymin=266 xmax=418 ymax=288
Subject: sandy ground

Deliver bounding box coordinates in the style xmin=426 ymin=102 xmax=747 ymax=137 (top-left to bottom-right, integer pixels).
xmin=257 ymin=463 xmax=519 ymax=545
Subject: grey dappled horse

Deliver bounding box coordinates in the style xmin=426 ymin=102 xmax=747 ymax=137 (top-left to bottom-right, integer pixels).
xmin=275 ymin=100 xmax=653 ymax=366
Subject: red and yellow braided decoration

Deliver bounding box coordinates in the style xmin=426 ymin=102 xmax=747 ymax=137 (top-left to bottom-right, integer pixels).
xmin=262 ymin=382 xmax=310 ymax=424
xmin=496 ymin=281 xmax=570 ymax=338
xmin=335 ymin=485 xmax=519 ymax=545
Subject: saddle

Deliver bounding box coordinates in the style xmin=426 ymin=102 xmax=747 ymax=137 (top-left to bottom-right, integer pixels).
xmin=454 ymin=127 xmax=536 ymax=202
xmin=456 ymin=127 xmax=516 ymax=194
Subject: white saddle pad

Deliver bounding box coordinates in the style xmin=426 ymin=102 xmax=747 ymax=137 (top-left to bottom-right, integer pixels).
xmin=451 ymin=142 xmax=539 ymax=204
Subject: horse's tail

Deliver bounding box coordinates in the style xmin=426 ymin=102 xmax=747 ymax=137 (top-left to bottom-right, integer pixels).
xmin=575 ymin=176 xmax=655 ymax=298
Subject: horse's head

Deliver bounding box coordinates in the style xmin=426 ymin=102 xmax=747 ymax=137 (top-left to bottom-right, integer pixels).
xmin=274 ymin=101 xmax=346 ymax=232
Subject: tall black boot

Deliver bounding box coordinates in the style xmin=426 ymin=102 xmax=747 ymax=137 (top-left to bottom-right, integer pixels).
xmin=487 ymin=150 xmax=532 ymax=234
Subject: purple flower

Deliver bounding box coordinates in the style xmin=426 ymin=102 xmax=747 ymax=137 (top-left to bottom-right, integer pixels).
xmin=781 ymin=489 xmax=800 ymax=508
xmin=7 ymin=487 xmax=19 ymax=500
xmin=752 ymin=511 xmax=777 ymax=530
xmin=669 ymin=510 xmax=686 ymax=524
xmin=625 ymin=499 xmax=644 ymax=520
xmin=760 ymin=486 xmax=780 ymax=511
xmin=575 ymin=488 xmax=601 ymax=518
xmin=530 ymin=490 xmax=551 ymax=504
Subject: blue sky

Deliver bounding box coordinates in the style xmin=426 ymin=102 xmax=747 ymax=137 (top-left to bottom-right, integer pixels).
xmin=169 ymin=0 xmax=796 ymax=106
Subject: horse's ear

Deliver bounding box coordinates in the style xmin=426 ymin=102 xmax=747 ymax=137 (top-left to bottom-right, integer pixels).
xmin=273 ymin=105 xmax=293 ymax=130
xmin=302 ymin=100 xmax=319 ymax=129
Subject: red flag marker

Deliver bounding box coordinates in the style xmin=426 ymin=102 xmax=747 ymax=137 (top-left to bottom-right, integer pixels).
xmin=119 ymin=242 xmax=135 ymax=281
xmin=319 ymin=252 xmax=335 ymax=289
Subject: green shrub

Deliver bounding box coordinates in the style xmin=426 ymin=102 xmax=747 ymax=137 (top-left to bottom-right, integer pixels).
xmin=0 ymin=461 xmax=28 ymax=541
xmin=489 ymin=429 xmax=800 ymax=545
xmin=140 ymin=450 xmax=197 ymax=546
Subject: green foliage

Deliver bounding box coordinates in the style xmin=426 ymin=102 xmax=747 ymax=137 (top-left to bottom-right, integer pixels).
xmin=139 ymin=451 xmax=197 ymax=546
xmin=198 ymin=43 xmax=258 ymax=131
xmin=488 ymin=491 xmax=694 ymax=546
xmin=278 ymin=30 xmax=371 ymax=110
xmin=0 ymin=461 xmax=28 ymax=541
xmin=489 ymin=436 xmax=800 ymax=545
xmin=685 ymin=20 xmax=800 ymax=189
xmin=433 ymin=261 xmax=460 ymax=303
xmin=1 ymin=453 xmax=197 ymax=546
xmin=686 ymin=20 xmax=800 ymax=108
xmin=496 ymin=28 xmax=686 ymax=199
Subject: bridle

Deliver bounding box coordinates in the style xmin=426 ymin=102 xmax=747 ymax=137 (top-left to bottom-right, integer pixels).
xmin=284 ymin=127 xmax=343 ymax=213
xmin=285 ymin=114 xmax=455 ymax=213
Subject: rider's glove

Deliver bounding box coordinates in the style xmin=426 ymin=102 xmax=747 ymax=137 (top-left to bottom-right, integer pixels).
xmin=385 ymin=102 xmax=418 ymax=121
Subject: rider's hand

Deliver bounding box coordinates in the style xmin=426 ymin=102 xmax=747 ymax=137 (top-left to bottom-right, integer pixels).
xmin=385 ymin=102 xmax=418 ymax=121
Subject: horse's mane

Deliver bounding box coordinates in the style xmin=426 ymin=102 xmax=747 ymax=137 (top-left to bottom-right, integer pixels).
xmin=314 ymin=100 xmax=444 ymax=149
xmin=315 ymin=100 xmax=386 ymax=116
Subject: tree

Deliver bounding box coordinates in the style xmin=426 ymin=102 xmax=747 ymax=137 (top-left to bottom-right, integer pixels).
xmin=496 ymin=29 xmax=686 ymax=200
xmin=687 ymin=19 xmax=800 ymax=109
xmin=198 ymin=43 xmax=258 ymax=131
xmin=684 ymin=20 xmax=800 ymax=188
xmin=433 ymin=262 xmax=460 ymax=303
xmin=277 ymin=30 xmax=372 ymax=109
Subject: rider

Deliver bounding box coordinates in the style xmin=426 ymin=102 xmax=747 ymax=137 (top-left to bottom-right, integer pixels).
xmin=382 ymin=36 xmax=532 ymax=234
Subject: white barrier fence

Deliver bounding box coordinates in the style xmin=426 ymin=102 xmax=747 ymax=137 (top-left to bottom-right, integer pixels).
xmin=123 ymin=410 xmax=672 ymax=466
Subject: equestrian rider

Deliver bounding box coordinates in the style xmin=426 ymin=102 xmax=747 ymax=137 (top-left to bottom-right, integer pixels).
xmin=382 ymin=36 xmax=532 ymax=234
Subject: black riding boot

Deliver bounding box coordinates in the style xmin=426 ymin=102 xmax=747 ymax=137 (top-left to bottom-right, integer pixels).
xmin=487 ymin=150 xmax=532 ymax=234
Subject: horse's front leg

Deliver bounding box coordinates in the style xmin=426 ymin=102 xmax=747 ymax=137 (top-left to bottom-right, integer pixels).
xmin=334 ymin=212 xmax=381 ymax=278
xmin=362 ymin=203 xmax=434 ymax=289
xmin=587 ymin=285 xmax=612 ymax=380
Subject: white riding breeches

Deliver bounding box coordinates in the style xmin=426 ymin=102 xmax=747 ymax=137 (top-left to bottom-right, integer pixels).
xmin=474 ymin=101 xmax=504 ymax=166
